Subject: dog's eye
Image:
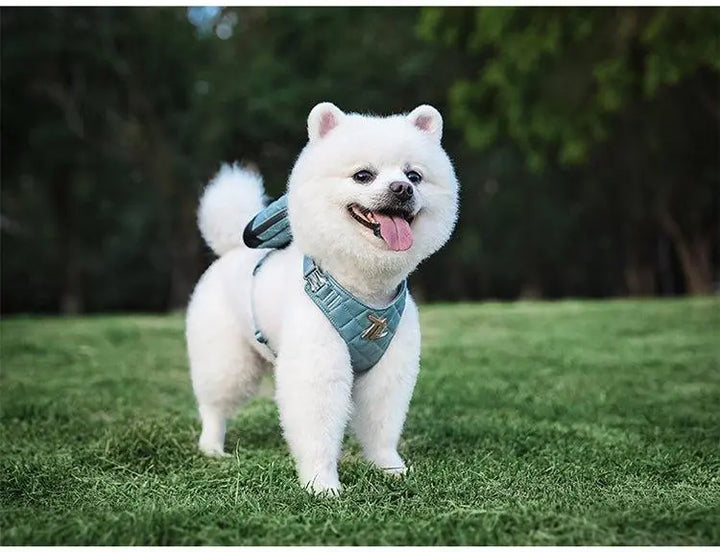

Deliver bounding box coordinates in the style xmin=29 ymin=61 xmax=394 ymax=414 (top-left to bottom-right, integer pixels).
xmin=352 ymin=170 xmax=375 ymax=184
xmin=405 ymin=170 xmax=422 ymax=184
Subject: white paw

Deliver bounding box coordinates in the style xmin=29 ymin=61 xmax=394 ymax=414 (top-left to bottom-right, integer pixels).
xmin=199 ymin=440 xmax=231 ymax=458
xmin=366 ymin=449 xmax=408 ymax=477
xmin=302 ymin=473 xmax=342 ymax=497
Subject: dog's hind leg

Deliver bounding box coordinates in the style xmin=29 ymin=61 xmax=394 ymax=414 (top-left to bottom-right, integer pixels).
xmin=197 ymin=403 xmax=231 ymax=458
xmin=191 ymin=338 xmax=266 ymax=457
xmin=186 ymin=267 xmax=266 ymax=457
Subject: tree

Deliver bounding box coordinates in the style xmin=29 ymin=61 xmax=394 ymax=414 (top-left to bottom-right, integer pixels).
xmin=419 ymin=6 xmax=719 ymax=294
xmin=2 ymin=8 xmax=217 ymax=312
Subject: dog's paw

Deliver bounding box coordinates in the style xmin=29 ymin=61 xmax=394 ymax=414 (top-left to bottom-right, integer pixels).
xmin=366 ymin=449 xmax=409 ymax=477
xmin=198 ymin=441 xmax=231 ymax=458
xmin=302 ymin=473 xmax=342 ymax=497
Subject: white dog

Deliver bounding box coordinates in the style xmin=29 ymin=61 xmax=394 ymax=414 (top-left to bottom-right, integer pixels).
xmin=186 ymin=102 xmax=459 ymax=495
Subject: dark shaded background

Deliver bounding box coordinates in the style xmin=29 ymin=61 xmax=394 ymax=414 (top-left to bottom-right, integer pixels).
xmin=2 ymin=6 xmax=718 ymax=314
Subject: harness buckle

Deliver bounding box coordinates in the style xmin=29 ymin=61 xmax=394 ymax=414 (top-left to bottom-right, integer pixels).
xmin=304 ymin=267 xmax=327 ymax=293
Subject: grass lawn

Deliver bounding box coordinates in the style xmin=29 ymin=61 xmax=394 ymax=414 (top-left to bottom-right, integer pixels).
xmin=1 ymin=298 xmax=719 ymax=545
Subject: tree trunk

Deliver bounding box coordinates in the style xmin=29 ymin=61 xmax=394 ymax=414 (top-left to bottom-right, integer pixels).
xmin=621 ymin=32 xmax=657 ymax=298
xmin=519 ymin=279 xmax=543 ymax=300
xmin=51 ymin=167 xmax=85 ymax=314
xmin=673 ymin=235 xmax=713 ymax=295
xmin=623 ymin=261 xmax=656 ymax=296
xmin=119 ymin=70 xmax=201 ymax=312
xmin=167 ymin=192 xmax=202 ymax=311
xmin=657 ymin=209 xmax=714 ymax=295
xmin=623 ymin=228 xmax=657 ymax=296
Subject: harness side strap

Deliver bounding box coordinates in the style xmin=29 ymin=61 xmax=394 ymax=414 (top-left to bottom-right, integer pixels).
xmin=250 ymin=251 xmax=277 ymax=357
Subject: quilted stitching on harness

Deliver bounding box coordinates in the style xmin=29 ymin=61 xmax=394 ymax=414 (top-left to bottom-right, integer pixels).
xmin=303 ymin=256 xmax=406 ymax=373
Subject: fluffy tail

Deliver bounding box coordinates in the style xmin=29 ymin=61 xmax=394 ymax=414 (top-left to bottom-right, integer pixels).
xmin=198 ymin=163 xmax=266 ymax=256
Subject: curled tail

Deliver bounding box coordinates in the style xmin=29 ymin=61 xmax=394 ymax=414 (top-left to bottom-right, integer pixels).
xmin=198 ymin=163 xmax=266 ymax=256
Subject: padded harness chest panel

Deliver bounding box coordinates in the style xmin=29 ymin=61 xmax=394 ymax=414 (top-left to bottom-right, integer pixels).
xmin=302 ymin=256 xmax=406 ymax=374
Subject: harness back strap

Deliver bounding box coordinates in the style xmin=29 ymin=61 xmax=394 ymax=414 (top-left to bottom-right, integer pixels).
xmin=243 ymin=195 xmax=292 ymax=249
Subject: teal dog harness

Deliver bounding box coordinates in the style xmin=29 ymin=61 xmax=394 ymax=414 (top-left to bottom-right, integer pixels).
xmin=244 ymin=195 xmax=407 ymax=374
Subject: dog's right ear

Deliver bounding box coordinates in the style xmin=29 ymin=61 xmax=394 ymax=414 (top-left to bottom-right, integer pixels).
xmin=308 ymin=102 xmax=345 ymax=142
xmin=408 ymin=105 xmax=443 ymax=143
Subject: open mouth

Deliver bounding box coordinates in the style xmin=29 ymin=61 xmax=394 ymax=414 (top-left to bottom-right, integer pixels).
xmin=348 ymin=204 xmax=416 ymax=251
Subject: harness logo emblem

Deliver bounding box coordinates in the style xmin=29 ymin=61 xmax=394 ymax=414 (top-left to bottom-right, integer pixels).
xmin=362 ymin=314 xmax=389 ymax=340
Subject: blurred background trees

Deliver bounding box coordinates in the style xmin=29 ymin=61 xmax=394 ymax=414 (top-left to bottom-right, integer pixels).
xmin=1 ymin=6 xmax=718 ymax=313
xmin=420 ymin=6 xmax=719 ymax=296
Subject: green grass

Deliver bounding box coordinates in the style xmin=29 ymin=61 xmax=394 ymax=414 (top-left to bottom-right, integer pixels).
xmin=1 ymin=298 xmax=719 ymax=545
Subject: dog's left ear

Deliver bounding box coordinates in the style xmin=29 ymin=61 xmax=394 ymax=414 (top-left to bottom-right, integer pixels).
xmin=308 ymin=102 xmax=345 ymax=142
xmin=408 ymin=105 xmax=443 ymax=143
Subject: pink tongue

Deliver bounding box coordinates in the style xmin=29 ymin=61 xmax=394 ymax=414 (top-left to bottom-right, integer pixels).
xmin=375 ymin=213 xmax=413 ymax=251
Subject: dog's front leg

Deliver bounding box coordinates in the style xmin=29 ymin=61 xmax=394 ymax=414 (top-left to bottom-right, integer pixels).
xmin=351 ymin=299 xmax=421 ymax=477
xmin=274 ymin=299 xmax=353 ymax=496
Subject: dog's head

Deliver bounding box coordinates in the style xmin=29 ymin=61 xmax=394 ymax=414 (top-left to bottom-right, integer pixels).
xmin=288 ymin=102 xmax=459 ymax=279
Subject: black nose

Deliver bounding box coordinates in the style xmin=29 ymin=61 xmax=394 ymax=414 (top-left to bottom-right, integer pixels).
xmin=389 ymin=181 xmax=413 ymax=201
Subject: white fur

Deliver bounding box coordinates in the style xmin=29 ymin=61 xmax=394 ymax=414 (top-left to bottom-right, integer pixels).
xmin=186 ymin=103 xmax=459 ymax=495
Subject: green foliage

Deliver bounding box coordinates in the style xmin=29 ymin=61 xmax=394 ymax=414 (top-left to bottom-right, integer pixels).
xmin=2 ymin=299 xmax=719 ymax=544
xmin=419 ymin=7 xmax=720 ymax=170
xmin=418 ymin=6 xmax=719 ymax=297
xmin=1 ymin=8 xmax=218 ymax=311
xmin=642 ymin=8 xmax=720 ymax=95
xmin=198 ymin=7 xmax=452 ymax=193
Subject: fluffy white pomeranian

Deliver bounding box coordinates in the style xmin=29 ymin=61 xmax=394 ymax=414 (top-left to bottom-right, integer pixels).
xmin=186 ymin=102 xmax=459 ymax=495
